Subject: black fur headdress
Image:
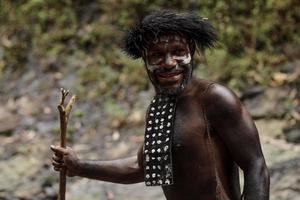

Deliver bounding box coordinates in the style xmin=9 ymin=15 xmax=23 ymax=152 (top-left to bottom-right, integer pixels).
xmin=123 ymin=10 xmax=217 ymax=59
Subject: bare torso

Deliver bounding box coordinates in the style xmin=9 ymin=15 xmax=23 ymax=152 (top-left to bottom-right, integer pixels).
xmin=139 ymin=78 xmax=241 ymax=200
xmin=51 ymin=78 xmax=268 ymax=200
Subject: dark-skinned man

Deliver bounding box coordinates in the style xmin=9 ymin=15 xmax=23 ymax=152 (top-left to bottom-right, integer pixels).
xmin=51 ymin=10 xmax=270 ymax=200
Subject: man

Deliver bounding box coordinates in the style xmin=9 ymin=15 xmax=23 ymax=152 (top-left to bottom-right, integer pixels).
xmin=51 ymin=11 xmax=270 ymax=200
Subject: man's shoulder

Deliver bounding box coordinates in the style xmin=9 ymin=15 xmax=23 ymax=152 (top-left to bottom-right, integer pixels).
xmin=189 ymin=78 xmax=214 ymax=97
xmin=193 ymin=78 xmax=241 ymax=114
xmin=192 ymin=78 xmax=236 ymax=99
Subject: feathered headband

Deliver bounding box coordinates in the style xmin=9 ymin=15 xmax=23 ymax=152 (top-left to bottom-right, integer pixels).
xmin=122 ymin=10 xmax=217 ymax=59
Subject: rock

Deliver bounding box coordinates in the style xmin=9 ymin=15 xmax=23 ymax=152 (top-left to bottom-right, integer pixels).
xmin=111 ymin=130 xmax=120 ymax=141
xmin=0 ymin=155 xmax=41 ymax=192
xmin=67 ymin=179 xmax=164 ymax=200
xmin=261 ymin=136 xmax=300 ymax=166
xmin=255 ymin=119 xmax=286 ymax=138
xmin=36 ymin=121 xmax=57 ymax=135
xmin=0 ymin=134 xmax=53 ymax=200
xmin=243 ymin=87 xmax=291 ymax=119
xmin=258 ymin=131 xmax=300 ymax=200
xmin=58 ymin=74 xmax=76 ymax=91
xmin=283 ymin=123 xmax=300 ymax=143
xmin=18 ymin=116 xmax=35 ymax=127
xmin=240 ymin=86 xmax=265 ymax=101
xmin=0 ymin=106 xmax=19 ymax=135
xmin=15 ymin=96 xmax=39 ymax=116
xmin=67 ymin=179 xmax=107 ymax=200
xmin=127 ymin=110 xmax=144 ymax=126
xmin=106 ymin=141 xmax=131 ymax=159
xmin=109 ymin=118 xmax=124 ymax=129
xmin=270 ymin=158 xmax=300 ymax=200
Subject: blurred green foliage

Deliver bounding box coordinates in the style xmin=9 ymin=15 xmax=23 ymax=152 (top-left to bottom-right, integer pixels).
xmin=1 ymin=0 xmax=299 ymax=92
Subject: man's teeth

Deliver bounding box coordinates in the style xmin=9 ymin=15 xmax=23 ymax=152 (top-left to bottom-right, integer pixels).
xmin=159 ymin=72 xmax=181 ymax=78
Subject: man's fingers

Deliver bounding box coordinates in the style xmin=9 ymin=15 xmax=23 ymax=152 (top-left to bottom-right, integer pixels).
xmin=52 ymin=160 xmax=63 ymax=168
xmin=53 ymin=166 xmax=64 ymax=171
xmin=52 ymin=155 xmax=63 ymax=163
xmin=53 ymin=164 xmax=67 ymax=172
xmin=54 ymin=152 xmax=62 ymax=158
xmin=50 ymin=145 xmax=68 ymax=155
xmin=54 ymin=166 xmax=60 ymax=171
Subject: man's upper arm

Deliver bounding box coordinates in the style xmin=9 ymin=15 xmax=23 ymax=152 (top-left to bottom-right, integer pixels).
xmin=204 ymin=83 xmax=266 ymax=171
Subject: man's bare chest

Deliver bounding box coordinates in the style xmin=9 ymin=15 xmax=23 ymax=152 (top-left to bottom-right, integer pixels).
xmin=165 ymin=102 xmax=217 ymax=187
xmin=172 ymin=102 xmax=211 ymax=163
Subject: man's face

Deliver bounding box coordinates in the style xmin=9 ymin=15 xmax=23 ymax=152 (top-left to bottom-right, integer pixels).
xmin=144 ymin=35 xmax=193 ymax=95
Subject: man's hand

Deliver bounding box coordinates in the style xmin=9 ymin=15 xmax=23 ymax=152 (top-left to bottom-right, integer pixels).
xmin=50 ymin=145 xmax=81 ymax=177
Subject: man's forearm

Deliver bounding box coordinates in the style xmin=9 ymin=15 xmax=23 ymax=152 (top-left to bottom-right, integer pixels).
xmin=76 ymin=156 xmax=144 ymax=184
xmin=242 ymin=160 xmax=270 ymax=200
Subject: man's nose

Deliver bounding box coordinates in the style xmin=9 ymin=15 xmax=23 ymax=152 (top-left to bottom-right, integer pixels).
xmin=163 ymin=54 xmax=177 ymax=69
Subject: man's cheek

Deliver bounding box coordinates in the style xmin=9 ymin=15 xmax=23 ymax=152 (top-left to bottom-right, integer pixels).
xmin=182 ymin=54 xmax=191 ymax=65
xmin=174 ymin=53 xmax=191 ymax=65
xmin=146 ymin=63 xmax=160 ymax=72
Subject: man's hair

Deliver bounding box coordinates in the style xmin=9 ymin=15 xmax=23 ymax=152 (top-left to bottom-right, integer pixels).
xmin=122 ymin=10 xmax=217 ymax=59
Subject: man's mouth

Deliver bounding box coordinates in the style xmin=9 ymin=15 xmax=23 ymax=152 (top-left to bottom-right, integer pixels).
xmin=157 ymin=70 xmax=183 ymax=79
xmin=155 ymin=70 xmax=184 ymax=88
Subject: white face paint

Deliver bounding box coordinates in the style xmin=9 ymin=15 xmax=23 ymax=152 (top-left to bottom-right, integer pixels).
xmin=145 ymin=52 xmax=191 ymax=72
xmin=146 ymin=62 xmax=159 ymax=72
xmin=145 ymin=49 xmax=160 ymax=72
xmin=173 ymin=53 xmax=191 ymax=65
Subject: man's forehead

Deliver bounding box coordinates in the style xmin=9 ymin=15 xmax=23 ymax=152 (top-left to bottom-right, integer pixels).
xmin=153 ymin=35 xmax=188 ymax=44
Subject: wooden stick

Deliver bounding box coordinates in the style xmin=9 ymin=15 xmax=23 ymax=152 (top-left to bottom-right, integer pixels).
xmin=57 ymin=88 xmax=76 ymax=200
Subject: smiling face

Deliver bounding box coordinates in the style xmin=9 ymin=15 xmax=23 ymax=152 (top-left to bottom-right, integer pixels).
xmin=144 ymin=35 xmax=193 ymax=95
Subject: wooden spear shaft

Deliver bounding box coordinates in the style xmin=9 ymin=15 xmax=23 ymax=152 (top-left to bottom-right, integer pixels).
xmin=57 ymin=88 xmax=76 ymax=200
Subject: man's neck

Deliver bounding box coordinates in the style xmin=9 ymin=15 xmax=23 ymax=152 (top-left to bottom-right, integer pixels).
xmin=154 ymin=77 xmax=194 ymax=97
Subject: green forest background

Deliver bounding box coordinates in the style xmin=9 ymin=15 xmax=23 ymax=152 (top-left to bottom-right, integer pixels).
xmin=1 ymin=0 xmax=299 ymax=94
xmin=0 ymin=1 xmax=300 ymax=200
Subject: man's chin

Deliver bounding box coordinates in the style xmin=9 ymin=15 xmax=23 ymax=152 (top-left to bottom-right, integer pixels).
xmin=157 ymin=84 xmax=184 ymax=96
xmin=150 ymin=69 xmax=192 ymax=95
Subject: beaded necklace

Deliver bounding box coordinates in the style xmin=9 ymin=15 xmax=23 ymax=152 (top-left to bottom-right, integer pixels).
xmin=144 ymin=94 xmax=177 ymax=186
